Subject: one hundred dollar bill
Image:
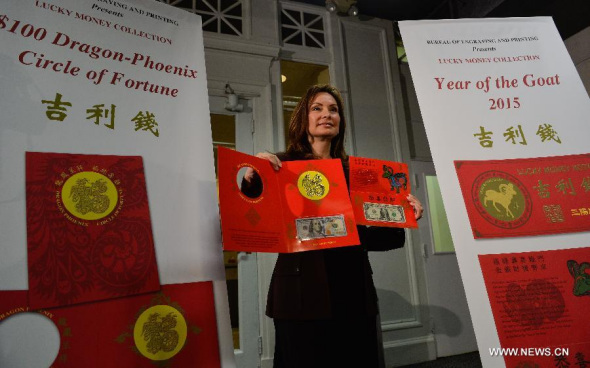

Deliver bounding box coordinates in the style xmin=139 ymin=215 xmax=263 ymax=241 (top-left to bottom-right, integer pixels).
xmin=296 ymin=215 xmax=347 ymax=240
xmin=363 ymin=202 xmax=406 ymax=223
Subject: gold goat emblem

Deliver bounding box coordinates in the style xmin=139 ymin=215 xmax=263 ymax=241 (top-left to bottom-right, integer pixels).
xmin=483 ymin=183 xmax=518 ymax=218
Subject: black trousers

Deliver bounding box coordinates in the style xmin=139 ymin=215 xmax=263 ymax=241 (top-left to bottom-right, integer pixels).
xmin=273 ymin=316 xmax=380 ymax=368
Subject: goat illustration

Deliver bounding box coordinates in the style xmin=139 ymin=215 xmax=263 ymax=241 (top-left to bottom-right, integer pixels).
xmin=567 ymin=260 xmax=590 ymax=296
xmin=382 ymin=165 xmax=407 ymax=193
xmin=483 ymin=183 xmax=517 ymax=218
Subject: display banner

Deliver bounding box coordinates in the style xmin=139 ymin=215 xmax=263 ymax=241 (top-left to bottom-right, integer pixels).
xmin=1 ymin=0 xmax=230 ymax=366
xmin=400 ymin=18 xmax=590 ymax=367
xmin=218 ymin=147 xmax=359 ymax=253
xmin=349 ymin=156 xmax=417 ymax=228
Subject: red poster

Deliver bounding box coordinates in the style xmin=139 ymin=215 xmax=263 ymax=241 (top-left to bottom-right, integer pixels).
xmin=217 ymin=147 xmax=359 ymax=253
xmin=349 ymin=156 xmax=417 ymax=228
xmin=0 ymin=282 xmax=220 ymax=367
xmin=26 ymin=152 xmax=160 ymax=309
xmin=455 ymin=153 xmax=590 ymax=238
xmin=479 ymin=248 xmax=590 ymax=368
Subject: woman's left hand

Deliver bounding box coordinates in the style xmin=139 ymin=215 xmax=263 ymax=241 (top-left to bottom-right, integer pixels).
xmin=406 ymin=194 xmax=424 ymax=220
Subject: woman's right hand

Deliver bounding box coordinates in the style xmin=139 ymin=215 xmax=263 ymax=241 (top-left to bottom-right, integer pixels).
xmin=244 ymin=152 xmax=282 ymax=182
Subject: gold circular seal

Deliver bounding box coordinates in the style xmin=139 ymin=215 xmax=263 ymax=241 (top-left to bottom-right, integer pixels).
xmin=478 ymin=177 xmax=526 ymax=221
xmin=61 ymin=172 xmax=118 ymax=221
xmin=471 ymin=171 xmax=532 ymax=229
xmin=297 ymin=171 xmax=329 ymax=200
xmin=133 ymin=305 xmax=188 ymax=361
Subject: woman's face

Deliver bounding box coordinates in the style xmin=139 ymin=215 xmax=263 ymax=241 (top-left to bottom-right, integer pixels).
xmin=307 ymin=92 xmax=340 ymax=142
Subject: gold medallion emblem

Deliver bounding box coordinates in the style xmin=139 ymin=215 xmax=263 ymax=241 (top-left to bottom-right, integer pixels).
xmin=61 ymin=171 xmax=118 ymax=221
xmin=133 ymin=305 xmax=188 ymax=361
xmin=471 ymin=171 xmax=532 ymax=229
xmin=297 ymin=171 xmax=329 ymax=200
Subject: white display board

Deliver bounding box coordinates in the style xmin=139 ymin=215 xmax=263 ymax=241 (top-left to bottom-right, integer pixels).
xmin=400 ymin=17 xmax=590 ymax=367
xmin=0 ymin=0 xmax=233 ymax=366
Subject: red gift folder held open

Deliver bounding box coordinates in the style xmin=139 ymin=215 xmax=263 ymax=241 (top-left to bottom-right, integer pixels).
xmin=349 ymin=156 xmax=417 ymax=228
xmin=217 ymin=147 xmax=359 ymax=253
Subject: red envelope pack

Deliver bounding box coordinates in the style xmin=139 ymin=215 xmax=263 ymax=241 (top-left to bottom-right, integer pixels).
xmin=479 ymin=247 xmax=590 ymax=368
xmin=455 ymin=153 xmax=590 ymax=238
xmin=349 ymin=156 xmax=417 ymax=228
xmin=0 ymin=282 xmax=220 ymax=368
xmin=26 ymin=152 xmax=160 ymax=309
xmin=217 ymin=147 xmax=360 ymax=253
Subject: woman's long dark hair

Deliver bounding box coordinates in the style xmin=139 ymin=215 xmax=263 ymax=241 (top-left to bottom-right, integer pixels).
xmin=286 ymin=84 xmax=347 ymax=160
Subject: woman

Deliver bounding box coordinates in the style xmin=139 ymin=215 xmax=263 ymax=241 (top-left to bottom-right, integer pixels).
xmin=243 ymin=84 xmax=423 ymax=368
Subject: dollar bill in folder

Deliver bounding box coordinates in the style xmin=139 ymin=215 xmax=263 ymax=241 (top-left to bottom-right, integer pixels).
xmin=217 ymin=147 xmax=359 ymax=253
xmin=349 ymin=156 xmax=417 ymax=228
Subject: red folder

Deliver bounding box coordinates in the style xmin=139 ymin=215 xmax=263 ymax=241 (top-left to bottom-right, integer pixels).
xmin=349 ymin=156 xmax=417 ymax=228
xmin=217 ymin=147 xmax=359 ymax=253
xmin=0 ymin=282 xmax=220 ymax=367
xmin=455 ymin=153 xmax=590 ymax=238
xmin=26 ymin=152 xmax=160 ymax=309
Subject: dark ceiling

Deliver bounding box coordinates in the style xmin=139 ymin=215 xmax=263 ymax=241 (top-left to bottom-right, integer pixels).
xmin=292 ymin=0 xmax=590 ymax=40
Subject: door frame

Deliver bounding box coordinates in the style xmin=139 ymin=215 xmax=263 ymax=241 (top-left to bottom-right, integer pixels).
xmin=210 ymin=95 xmax=260 ymax=368
xmin=411 ymin=160 xmax=477 ymax=358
